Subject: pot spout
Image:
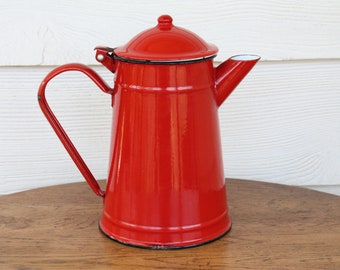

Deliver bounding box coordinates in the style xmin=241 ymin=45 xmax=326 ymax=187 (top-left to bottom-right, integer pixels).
xmin=215 ymin=54 xmax=260 ymax=106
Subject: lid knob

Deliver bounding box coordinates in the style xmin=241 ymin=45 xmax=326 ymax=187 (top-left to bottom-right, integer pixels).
xmin=157 ymin=15 xmax=173 ymax=30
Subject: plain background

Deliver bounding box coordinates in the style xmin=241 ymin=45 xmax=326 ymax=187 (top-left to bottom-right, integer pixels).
xmin=0 ymin=0 xmax=339 ymax=195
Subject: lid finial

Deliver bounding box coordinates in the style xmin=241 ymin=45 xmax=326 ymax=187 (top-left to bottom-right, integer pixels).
xmin=157 ymin=15 xmax=173 ymax=30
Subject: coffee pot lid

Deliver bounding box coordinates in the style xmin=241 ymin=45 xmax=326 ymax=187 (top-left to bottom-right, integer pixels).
xmin=114 ymin=15 xmax=218 ymax=62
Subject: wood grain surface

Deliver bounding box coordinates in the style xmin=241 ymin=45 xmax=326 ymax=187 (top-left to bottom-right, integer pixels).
xmin=0 ymin=179 xmax=339 ymax=269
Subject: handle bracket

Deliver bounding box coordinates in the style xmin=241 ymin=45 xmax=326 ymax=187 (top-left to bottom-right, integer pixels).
xmin=95 ymin=47 xmax=116 ymax=72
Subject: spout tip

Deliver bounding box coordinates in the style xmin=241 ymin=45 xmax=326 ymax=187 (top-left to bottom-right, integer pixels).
xmin=230 ymin=54 xmax=261 ymax=61
xmin=215 ymin=54 xmax=260 ymax=106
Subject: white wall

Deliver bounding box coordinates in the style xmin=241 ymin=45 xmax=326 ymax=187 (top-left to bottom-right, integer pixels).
xmin=1 ymin=0 xmax=340 ymax=195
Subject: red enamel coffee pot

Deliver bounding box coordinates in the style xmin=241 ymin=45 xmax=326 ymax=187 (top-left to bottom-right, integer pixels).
xmin=38 ymin=15 xmax=260 ymax=249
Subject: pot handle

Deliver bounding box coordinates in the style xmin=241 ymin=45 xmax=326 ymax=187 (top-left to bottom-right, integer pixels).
xmin=37 ymin=63 xmax=113 ymax=197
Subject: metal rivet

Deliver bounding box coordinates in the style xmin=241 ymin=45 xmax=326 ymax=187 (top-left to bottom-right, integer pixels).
xmin=97 ymin=54 xmax=104 ymax=61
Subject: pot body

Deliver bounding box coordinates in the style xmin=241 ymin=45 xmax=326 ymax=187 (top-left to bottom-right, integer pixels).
xmin=99 ymin=59 xmax=231 ymax=248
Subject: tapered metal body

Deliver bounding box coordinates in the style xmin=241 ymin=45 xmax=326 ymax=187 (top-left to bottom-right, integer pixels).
xmin=38 ymin=15 xmax=260 ymax=248
xmin=100 ymin=60 xmax=230 ymax=248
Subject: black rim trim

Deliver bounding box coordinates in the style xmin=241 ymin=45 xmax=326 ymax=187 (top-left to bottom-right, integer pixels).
xmin=98 ymin=223 xmax=231 ymax=250
xmin=113 ymin=53 xmax=216 ymax=65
